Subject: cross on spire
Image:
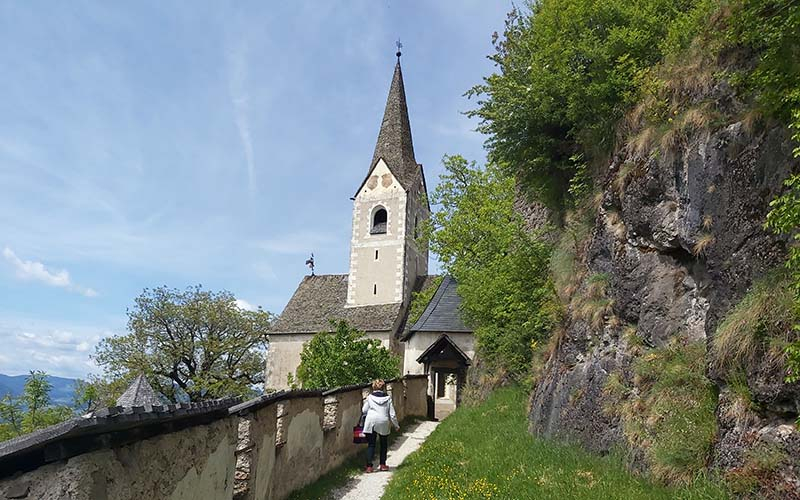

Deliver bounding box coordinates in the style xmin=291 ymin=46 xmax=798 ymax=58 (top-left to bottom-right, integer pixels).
xmin=396 ymin=39 xmax=403 ymax=60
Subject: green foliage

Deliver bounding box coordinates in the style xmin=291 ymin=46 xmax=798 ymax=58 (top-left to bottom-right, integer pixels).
xmin=72 ymin=375 xmax=132 ymax=413
xmin=728 ymin=0 xmax=800 ymax=125
xmin=0 ymin=371 xmax=75 ymax=442
xmin=765 ymin=175 xmax=800 ymax=385
xmin=610 ymin=340 xmax=719 ymax=484
xmin=383 ymin=386 xmax=727 ymax=499
xmin=0 ymin=394 xmax=23 ymax=441
xmin=566 ymin=154 xmax=592 ymax=206
xmin=425 ymin=155 xmax=558 ymax=381
xmin=406 ymin=276 xmax=443 ymax=328
xmin=94 ymin=285 xmax=272 ymax=401
xmin=294 ymin=320 xmax=400 ymax=389
xmin=551 ymin=197 xmax=596 ymax=301
xmin=712 ymin=269 xmax=796 ymax=377
xmin=467 ymin=0 xmax=711 ymax=205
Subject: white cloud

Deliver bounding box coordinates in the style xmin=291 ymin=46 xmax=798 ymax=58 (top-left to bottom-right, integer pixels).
xmin=2 ymin=246 xmax=97 ymax=297
xmin=234 ymin=298 xmax=258 ymax=311
xmin=227 ymin=39 xmax=256 ymax=197
xmin=0 ymin=319 xmax=110 ymax=378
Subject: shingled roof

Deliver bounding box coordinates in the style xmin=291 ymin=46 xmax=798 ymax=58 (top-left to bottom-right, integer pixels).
xmin=355 ymin=60 xmax=421 ymax=195
xmin=116 ymin=374 xmax=162 ymax=409
xmin=408 ymin=276 xmax=471 ymax=335
xmin=270 ymin=274 xmax=402 ymax=334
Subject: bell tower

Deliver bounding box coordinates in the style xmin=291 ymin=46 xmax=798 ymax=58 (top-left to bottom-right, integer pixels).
xmin=346 ymin=54 xmax=429 ymax=308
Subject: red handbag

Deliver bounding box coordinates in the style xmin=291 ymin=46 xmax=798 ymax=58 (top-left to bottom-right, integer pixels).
xmin=353 ymin=414 xmax=368 ymax=444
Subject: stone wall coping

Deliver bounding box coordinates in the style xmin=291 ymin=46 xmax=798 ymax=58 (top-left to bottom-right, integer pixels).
xmin=0 ymin=397 xmax=239 ymax=479
xmin=230 ymin=374 xmax=428 ymax=415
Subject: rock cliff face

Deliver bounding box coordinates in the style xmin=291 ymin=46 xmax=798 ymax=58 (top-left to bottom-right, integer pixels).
xmin=528 ymin=120 xmax=800 ymax=493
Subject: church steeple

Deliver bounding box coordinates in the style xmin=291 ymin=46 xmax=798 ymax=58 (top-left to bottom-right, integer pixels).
xmin=369 ymin=60 xmax=418 ymax=190
xmin=346 ymin=54 xmax=429 ymax=309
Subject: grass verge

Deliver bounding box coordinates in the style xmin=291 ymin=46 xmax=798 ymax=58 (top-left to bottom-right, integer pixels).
xmin=382 ymin=387 xmax=728 ymax=500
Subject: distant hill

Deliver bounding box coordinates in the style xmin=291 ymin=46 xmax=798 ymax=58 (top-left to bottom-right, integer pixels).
xmin=0 ymin=373 xmax=78 ymax=406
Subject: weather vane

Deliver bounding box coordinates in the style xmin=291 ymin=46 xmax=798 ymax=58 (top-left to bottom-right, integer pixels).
xmin=396 ymin=39 xmax=402 ymax=60
xmin=305 ymin=253 xmax=315 ymax=276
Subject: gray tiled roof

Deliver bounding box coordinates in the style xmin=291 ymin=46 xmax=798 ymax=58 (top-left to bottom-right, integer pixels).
xmin=116 ymin=374 xmax=162 ymax=409
xmin=398 ymin=275 xmax=442 ymax=339
xmin=356 ymin=61 xmax=421 ymax=195
xmin=409 ymin=276 xmax=472 ymax=334
xmin=270 ymin=274 xmax=402 ymax=334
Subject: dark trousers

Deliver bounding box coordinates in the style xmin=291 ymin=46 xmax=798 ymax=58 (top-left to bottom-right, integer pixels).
xmin=366 ymin=432 xmax=388 ymax=466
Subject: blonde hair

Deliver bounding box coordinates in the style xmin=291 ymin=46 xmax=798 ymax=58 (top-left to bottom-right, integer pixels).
xmin=372 ymin=379 xmax=386 ymax=391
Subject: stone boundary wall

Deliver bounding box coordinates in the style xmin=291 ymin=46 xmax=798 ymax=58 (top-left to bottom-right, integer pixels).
xmin=233 ymin=375 xmax=428 ymax=500
xmin=0 ymin=375 xmax=428 ymax=500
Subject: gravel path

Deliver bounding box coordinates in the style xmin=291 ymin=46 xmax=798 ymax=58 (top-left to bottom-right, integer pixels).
xmin=330 ymin=420 xmax=439 ymax=500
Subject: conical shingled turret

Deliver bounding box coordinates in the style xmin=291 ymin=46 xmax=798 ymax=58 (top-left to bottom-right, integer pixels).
xmin=116 ymin=374 xmax=162 ymax=409
xmin=368 ymin=60 xmax=419 ymax=190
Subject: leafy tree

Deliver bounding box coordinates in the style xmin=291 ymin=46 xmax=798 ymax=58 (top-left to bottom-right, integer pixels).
xmin=0 ymin=371 xmax=74 ymax=441
xmin=72 ymin=375 xmax=132 ymax=413
xmin=94 ymin=286 xmax=272 ymax=401
xmin=0 ymin=394 xmax=23 ymax=441
xmin=728 ymin=0 xmax=800 ymax=127
xmin=425 ymin=155 xmax=559 ymax=380
xmin=466 ymin=0 xmax=710 ymax=206
xmin=22 ymin=371 xmax=52 ymax=430
xmin=294 ymin=321 xmax=400 ymax=389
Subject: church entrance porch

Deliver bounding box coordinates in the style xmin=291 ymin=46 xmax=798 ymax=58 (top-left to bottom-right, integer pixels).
xmin=431 ymin=368 xmax=461 ymax=420
xmin=416 ymin=334 xmax=471 ymax=420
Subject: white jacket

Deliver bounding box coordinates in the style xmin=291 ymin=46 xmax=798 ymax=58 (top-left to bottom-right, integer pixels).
xmin=361 ymin=391 xmax=399 ymax=436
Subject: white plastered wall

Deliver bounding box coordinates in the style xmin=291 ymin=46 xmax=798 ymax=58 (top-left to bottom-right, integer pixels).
xmin=347 ymin=159 xmax=407 ymax=307
xmin=402 ymin=331 xmax=475 ymax=375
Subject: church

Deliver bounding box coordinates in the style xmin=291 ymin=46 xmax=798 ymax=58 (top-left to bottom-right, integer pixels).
xmin=266 ymin=54 xmax=474 ymax=411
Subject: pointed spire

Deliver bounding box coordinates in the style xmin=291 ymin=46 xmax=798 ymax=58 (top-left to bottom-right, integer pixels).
xmin=116 ymin=374 xmax=162 ymax=409
xmin=369 ymin=57 xmax=418 ymax=189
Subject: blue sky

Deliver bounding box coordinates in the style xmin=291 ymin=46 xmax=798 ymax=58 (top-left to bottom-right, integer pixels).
xmin=0 ymin=1 xmax=511 ymax=379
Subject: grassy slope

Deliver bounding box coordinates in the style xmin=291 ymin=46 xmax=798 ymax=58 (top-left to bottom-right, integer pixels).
xmin=382 ymin=387 xmax=728 ymax=500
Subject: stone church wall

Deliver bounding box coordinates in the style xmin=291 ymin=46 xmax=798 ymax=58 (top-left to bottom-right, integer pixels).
xmin=0 ymin=375 xmax=428 ymax=500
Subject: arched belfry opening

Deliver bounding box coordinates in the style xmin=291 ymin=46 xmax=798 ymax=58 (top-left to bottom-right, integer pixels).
xmin=371 ymin=207 xmax=387 ymax=234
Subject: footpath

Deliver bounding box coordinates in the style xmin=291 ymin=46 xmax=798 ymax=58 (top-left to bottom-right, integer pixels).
xmin=330 ymin=420 xmax=439 ymax=500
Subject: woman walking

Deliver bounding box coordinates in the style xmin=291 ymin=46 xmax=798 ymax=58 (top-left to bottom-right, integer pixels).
xmin=361 ymin=379 xmax=399 ymax=472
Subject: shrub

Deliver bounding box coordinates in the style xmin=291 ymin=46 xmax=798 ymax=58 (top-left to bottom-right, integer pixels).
xmin=692 ymin=233 xmax=715 ymax=257
xmin=712 ymin=270 xmax=796 ymax=376
xmin=765 ymin=174 xmax=800 ymax=388
xmin=294 ymin=321 xmax=400 ymax=389
xmin=609 ymin=339 xmax=719 ymax=484
xmin=725 ymin=442 xmax=789 ymax=496
xmin=573 ymin=273 xmax=616 ymax=330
